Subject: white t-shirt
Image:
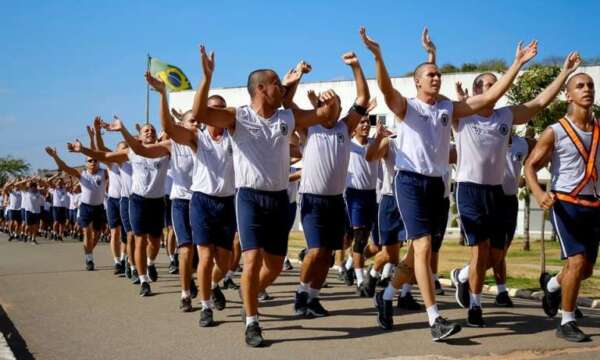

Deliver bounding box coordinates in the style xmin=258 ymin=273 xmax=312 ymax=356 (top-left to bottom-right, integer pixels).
xmin=502 ymin=136 xmax=529 ymax=196
xmin=79 ymin=169 xmax=107 ymax=206
xmin=169 ymin=140 xmax=194 ymax=200
xmin=119 ymin=161 xmax=133 ymax=198
xmin=191 ymin=129 xmax=235 ymax=197
xmin=380 ymin=141 xmax=397 ymax=196
xmin=299 ymin=121 xmax=351 ymax=195
xmin=394 ymin=97 xmax=453 ymax=177
xmin=129 ymin=149 xmax=170 ymax=199
xmin=231 ymin=106 xmax=295 ymax=191
xmin=51 ymin=188 xmax=70 ymax=208
xmin=107 ymin=164 xmax=122 ymax=199
xmin=346 ymin=137 xmax=379 ymax=190
xmin=8 ymin=191 xmax=21 ymax=210
xmin=69 ymin=192 xmax=81 ymax=210
xmin=455 ymin=107 xmax=513 ymax=185
xmin=23 ymin=190 xmax=43 ymax=213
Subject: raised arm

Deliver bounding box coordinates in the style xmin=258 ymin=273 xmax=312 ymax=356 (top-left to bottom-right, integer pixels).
xmin=105 ymin=118 xmax=171 ymax=159
xmin=67 ymin=139 xmax=128 ymax=163
xmin=92 ymin=116 xmax=112 ymax=152
xmin=45 ymin=147 xmax=81 ymax=179
xmin=293 ymin=89 xmax=341 ymax=129
xmin=85 ymin=124 xmax=97 ymax=150
xmin=421 ymin=27 xmax=436 ymax=64
xmin=524 ymin=127 xmax=555 ymax=209
xmin=360 ymin=27 xmax=407 ymax=119
xmin=145 ymin=72 xmax=197 ymax=149
xmin=453 ymin=41 xmax=538 ymax=119
xmin=282 ymin=60 xmax=312 ymax=110
xmin=510 ymin=52 xmax=582 ymax=125
xmin=365 ymin=120 xmax=394 ymax=161
xmin=191 ymin=46 xmax=236 ymax=130
xmin=341 ymin=52 xmax=371 ymax=132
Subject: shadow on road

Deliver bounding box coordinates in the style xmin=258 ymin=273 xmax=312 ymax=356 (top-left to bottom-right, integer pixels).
xmin=0 ymin=304 xmax=35 ymax=359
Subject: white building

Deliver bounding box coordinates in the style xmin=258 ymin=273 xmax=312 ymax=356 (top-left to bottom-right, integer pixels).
xmin=170 ymin=65 xmax=600 ymax=237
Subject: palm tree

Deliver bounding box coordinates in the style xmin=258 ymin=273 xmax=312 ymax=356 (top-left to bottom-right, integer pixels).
xmin=0 ymin=156 xmax=30 ymax=185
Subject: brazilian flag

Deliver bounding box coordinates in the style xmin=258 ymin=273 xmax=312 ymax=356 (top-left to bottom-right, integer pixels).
xmin=149 ymin=57 xmax=192 ymax=92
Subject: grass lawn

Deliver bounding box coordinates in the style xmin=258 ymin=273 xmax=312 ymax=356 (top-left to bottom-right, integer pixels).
xmin=287 ymin=231 xmax=600 ymax=298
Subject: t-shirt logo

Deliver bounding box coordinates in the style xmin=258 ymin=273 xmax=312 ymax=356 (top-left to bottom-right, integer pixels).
xmin=499 ymin=123 xmax=509 ymax=136
xmin=95 ymin=179 xmax=101 ymax=186
xmin=280 ymin=122 xmax=289 ymax=136
xmin=154 ymin=162 xmax=161 ymax=169
xmin=227 ymin=144 xmax=233 ymax=155
xmin=514 ymin=152 xmax=523 ymax=162
xmin=336 ymin=132 xmax=345 ymax=143
xmin=440 ymin=113 xmax=449 ymax=127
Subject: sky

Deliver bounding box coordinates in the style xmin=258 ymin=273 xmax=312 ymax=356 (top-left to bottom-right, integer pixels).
xmin=1 ymin=0 xmax=598 ymax=171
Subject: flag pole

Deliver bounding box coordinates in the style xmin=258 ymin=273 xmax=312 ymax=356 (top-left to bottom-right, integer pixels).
xmin=146 ymin=54 xmax=151 ymax=124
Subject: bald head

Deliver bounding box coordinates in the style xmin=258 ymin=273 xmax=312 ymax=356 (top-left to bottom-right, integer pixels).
xmin=247 ymin=69 xmax=277 ymax=98
xmin=208 ymin=94 xmax=227 ymax=108
xmin=566 ymin=73 xmax=594 ymax=92
xmin=472 ymin=72 xmax=498 ymax=95
xmin=414 ymin=62 xmax=438 ymax=80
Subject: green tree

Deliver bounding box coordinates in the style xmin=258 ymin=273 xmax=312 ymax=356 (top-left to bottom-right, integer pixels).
xmin=0 ymin=156 xmax=30 ymax=186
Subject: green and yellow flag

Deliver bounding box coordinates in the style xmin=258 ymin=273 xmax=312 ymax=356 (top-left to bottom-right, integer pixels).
xmin=149 ymin=57 xmax=192 ymax=92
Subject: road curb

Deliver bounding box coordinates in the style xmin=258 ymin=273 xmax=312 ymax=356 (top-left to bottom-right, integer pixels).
xmin=0 ymin=333 xmax=16 ymax=360
xmin=438 ymin=278 xmax=599 ymax=308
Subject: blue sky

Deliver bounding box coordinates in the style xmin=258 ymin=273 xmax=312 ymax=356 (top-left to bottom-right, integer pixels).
xmin=1 ymin=0 xmax=598 ymax=171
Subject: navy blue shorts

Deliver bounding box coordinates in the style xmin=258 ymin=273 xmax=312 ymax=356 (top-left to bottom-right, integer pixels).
xmin=395 ymin=171 xmax=446 ymax=241
xmin=301 ymin=193 xmax=346 ymax=250
xmin=68 ymin=209 xmax=77 ymax=224
xmin=236 ymin=187 xmax=289 ymax=256
xmin=172 ymin=198 xmax=193 ymax=247
xmin=129 ymin=194 xmax=165 ymax=237
xmin=432 ymin=196 xmax=450 ymax=253
xmin=119 ymin=197 xmax=132 ymax=233
xmin=287 ymin=202 xmax=297 ymax=233
xmin=8 ymin=209 xmax=21 ymax=222
xmin=25 ymin=211 xmax=40 ymax=226
xmin=164 ymin=196 xmax=173 ymax=227
xmin=20 ymin=209 xmax=26 ymax=223
xmin=106 ymin=197 xmax=122 ymax=229
xmin=456 ymin=182 xmax=505 ymax=249
xmin=501 ymin=195 xmax=519 ymax=246
xmin=191 ymin=192 xmax=235 ymax=250
xmin=551 ymin=199 xmax=600 ymax=263
xmin=0 ymin=209 xmax=4 ymax=221
xmin=378 ymin=194 xmax=405 ymax=246
xmin=52 ymin=206 xmax=67 ymax=224
xmin=345 ymin=188 xmax=377 ymax=229
xmin=78 ymin=203 xmax=106 ymax=230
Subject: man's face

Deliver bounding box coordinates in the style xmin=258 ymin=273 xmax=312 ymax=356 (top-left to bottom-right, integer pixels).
xmin=356 ymin=118 xmax=370 ymax=137
xmin=86 ymin=157 xmax=99 ymax=172
xmin=567 ymin=74 xmax=595 ymax=109
xmin=140 ymin=125 xmax=157 ymax=144
xmin=415 ymin=64 xmax=442 ymax=95
xmin=258 ymin=72 xmax=285 ymax=108
xmin=473 ymin=74 xmax=497 ymax=96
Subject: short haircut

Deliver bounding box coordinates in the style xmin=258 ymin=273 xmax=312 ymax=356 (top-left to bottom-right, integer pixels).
xmin=208 ymin=94 xmax=227 ymax=106
xmin=247 ymin=69 xmax=276 ymax=97
xmin=566 ymin=72 xmax=593 ymax=91
xmin=413 ymin=62 xmax=437 ymax=79
xmin=472 ymin=72 xmax=497 ymax=92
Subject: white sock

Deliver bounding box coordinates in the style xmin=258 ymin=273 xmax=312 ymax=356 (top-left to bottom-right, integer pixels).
xmin=355 ymin=268 xmax=365 ymax=286
xmin=547 ymin=276 xmax=561 ymax=293
xmin=400 ymin=283 xmax=412 ymax=297
xmin=119 ymin=253 xmax=126 ymax=261
xmin=497 ymin=284 xmax=507 ymax=293
xmin=345 ymin=257 xmax=353 ymax=270
xmin=383 ymin=284 xmax=398 ymax=301
xmin=382 ymin=263 xmax=394 ymax=279
xmin=139 ymin=274 xmax=149 ymax=283
xmin=333 ymin=265 xmax=342 ymax=273
xmin=147 ymin=258 xmax=155 ymax=266
xmin=469 ymin=293 xmax=481 ymax=308
xmin=201 ymin=299 xmax=214 ymax=310
xmin=297 ymin=282 xmax=309 ymax=294
xmin=370 ymin=268 xmax=381 ymax=279
xmin=181 ymin=289 xmax=191 ymax=299
xmin=169 ymin=254 xmax=175 ymax=262
xmin=211 ymin=282 xmax=218 ymax=289
xmin=426 ymin=304 xmax=440 ymax=326
xmin=131 ymin=266 xmax=136 ymax=272
xmin=308 ymin=287 xmax=320 ymax=301
xmin=225 ymin=271 xmax=234 ymax=280
xmin=458 ymin=265 xmax=470 ymax=283
xmin=561 ymin=311 xmax=576 ymax=325
xmin=113 ymin=257 xmax=120 ymax=265
xmin=284 ymin=255 xmax=289 ymax=262
xmin=84 ymin=253 xmax=93 ymax=262
xmin=245 ymin=315 xmax=258 ymax=327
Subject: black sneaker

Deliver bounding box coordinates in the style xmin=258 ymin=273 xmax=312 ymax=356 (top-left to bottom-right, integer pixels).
xmin=245 ymin=322 xmax=264 ymax=347
xmin=85 ymin=260 xmax=95 ymax=271
xmin=343 ymin=267 xmax=355 ymax=286
xmin=364 ymin=269 xmax=378 ymax=298
xmin=180 ymin=297 xmax=192 ymax=312
xmin=113 ymin=262 xmax=123 ymax=275
xmin=119 ymin=259 xmax=126 ymax=277
xmin=306 ymin=297 xmax=329 ymax=317
xmin=223 ymin=277 xmax=239 ymax=290
xmin=139 ymin=282 xmax=152 ymax=297
xmin=31 ymin=238 xmax=38 ymax=245
xmin=451 ymin=268 xmax=470 ymax=309
xmin=212 ymin=285 xmax=226 ymax=311
xmin=431 ymin=316 xmax=461 ymax=341
xmin=294 ymin=291 xmax=309 ymax=316
xmin=495 ymin=291 xmax=514 ymax=307
xmin=356 ymin=283 xmax=369 ymax=297
xmin=283 ymin=258 xmax=293 ymax=271
xmin=125 ymin=262 xmax=132 ymax=279
xmin=190 ymin=279 xmax=198 ymax=299
xmin=374 ymin=291 xmax=394 ymax=330
xmin=540 ymin=272 xmax=561 ymax=318
xmin=397 ymin=292 xmax=422 ymax=311
xmin=556 ymin=321 xmax=591 ymax=342
xmin=199 ymin=308 xmax=215 ymax=327
xmin=258 ymin=291 xmax=272 ymax=302
xmin=435 ymin=279 xmax=445 ymax=295
xmin=467 ymin=306 xmax=485 ymax=327
xmin=8 ymin=235 xmax=13 ymax=242
xmin=298 ymin=248 xmax=307 ymax=263
xmin=377 ymin=277 xmax=390 ymax=289
xmin=575 ymin=307 xmax=584 ymax=319
xmin=131 ymin=269 xmax=140 ymax=284
xmin=337 ymin=270 xmax=345 ymax=282
xmin=168 ymin=261 xmax=178 ymax=275
xmin=147 ymin=264 xmax=158 ymax=282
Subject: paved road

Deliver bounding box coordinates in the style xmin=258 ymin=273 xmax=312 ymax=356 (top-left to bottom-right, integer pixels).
xmin=0 ymin=234 xmax=599 ymax=360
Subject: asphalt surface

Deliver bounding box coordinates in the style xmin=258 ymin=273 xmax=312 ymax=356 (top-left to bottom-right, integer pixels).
xmin=0 ymin=234 xmax=599 ymax=360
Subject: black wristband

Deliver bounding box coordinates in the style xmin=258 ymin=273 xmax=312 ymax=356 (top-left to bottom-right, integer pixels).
xmin=350 ymin=103 xmax=368 ymax=116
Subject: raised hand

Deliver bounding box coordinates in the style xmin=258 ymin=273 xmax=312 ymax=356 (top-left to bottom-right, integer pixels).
xmin=92 ymin=116 xmax=104 ymax=131
xmin=421 ymin=27 xmax=436 ymax=53
xmin=455 ymin=81 xmax=469 ymax=101
xmin=563 ymin=51 xmax=582 ymax=74
xmin=145 ymin=71 xmax=166 ymax=93
xmin=67 ymin=139 xmax=82 ymax=153
xmin=307 ymin=90 xmax=320 ymax=109
xmin=367 ymin=97 xmax=377 ymax=113
xmin=200 ymin=45 xmax=215 ymax=78
xmin=375 ymin=119 xmax=395 ymax=139
xmin=359 ymin=27 xmax=381 ymax=57
xmin=105 ymin=117 xmax=123 ymax=132
xmin=45 ymin=146 xmax=57 ymax=157
xmin=86 ymin=125 xmax=95 ymax=138
xmin=295 ymin=60 xmax=312 ymax=75
xmin=171 ymin=108 xmax=183 ymax=121
xmin=342 ymin=52 xmax=360 ymax=67
xmin=514 ymin=40 xmax=538 ymax=65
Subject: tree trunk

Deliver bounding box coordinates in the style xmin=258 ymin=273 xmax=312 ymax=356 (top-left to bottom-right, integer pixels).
xmin=541 ymin=209 xmax=546 ymax=243
xmin=523 ymin=191 xmax=531 ymax=251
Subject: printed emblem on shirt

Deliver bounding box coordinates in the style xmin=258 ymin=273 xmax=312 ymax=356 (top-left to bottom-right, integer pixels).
xmin=280 ymin=122 xmax=289 ymax=136
xmin=336 ymin=132 xmax=345 ymax=143
xmin=440 ymin=113 xmax=449 ymax=127
xmin=499 ymin=123 xmax=509 ymax=136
